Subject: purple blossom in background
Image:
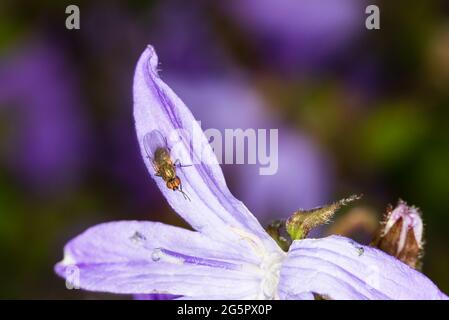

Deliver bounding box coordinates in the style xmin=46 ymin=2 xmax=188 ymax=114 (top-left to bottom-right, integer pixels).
xmin=54 ymin=47 xmax=448 ymax=299
xmin=238 ymin=130 xmax=332 ymax=224
xmin=0 ymin=40 xmax=85 ymax=190
xmin=167 ymin=76 xmax=268 ymax=130
xmin=224 ymin=0 xmax=365 ymax=72
xmin=168 ymin=75 xmax=332 ymax=223
xmin=149 ymin=0 xmax=232 ymax=76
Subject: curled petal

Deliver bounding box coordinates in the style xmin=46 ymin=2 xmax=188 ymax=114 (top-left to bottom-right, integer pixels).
xmin=133 ymin=46 xmax=278 ymax=252
xmin=55 ymin=221 xmax=263 ymax=298
xmin=279 ymin=235 xmax=448 ymax=300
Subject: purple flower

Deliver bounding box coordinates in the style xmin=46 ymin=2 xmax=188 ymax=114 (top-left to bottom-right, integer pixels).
xmin=149 ymin=0 xmax=231 ymax=76
xmin=55 ymin=47 xmax=448 ymax=300
xmin=224 ymin=0 xmax=364 ymax=72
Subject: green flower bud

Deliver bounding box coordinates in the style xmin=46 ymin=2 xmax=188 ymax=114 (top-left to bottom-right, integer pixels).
xmin=286 ymin=195 xmax=362 ymax=240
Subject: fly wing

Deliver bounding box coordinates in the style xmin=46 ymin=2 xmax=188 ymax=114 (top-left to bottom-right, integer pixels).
xmin=143 ymin=129 xmax=167 ymax=159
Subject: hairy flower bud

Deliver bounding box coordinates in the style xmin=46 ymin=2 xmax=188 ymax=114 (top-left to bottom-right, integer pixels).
xmin=372 ymin=200 xmax=424 ymax=269
xmin=286 ymin=195 xmax=362 ymax=240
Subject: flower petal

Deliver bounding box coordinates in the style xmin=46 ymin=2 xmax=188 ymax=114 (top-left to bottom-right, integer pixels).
xmin=133 ymin=46 xmax=278 ymax=252
xmin=279 ymin=235 xmax=448 ymax=300
xmin=134 ymin=294 xmax=179 ymax=300
xmin=55 ymin=221 xmax=263 ymax=298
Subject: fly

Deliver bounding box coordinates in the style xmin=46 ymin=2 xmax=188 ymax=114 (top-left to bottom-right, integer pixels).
xmin=143 ymin=130 xmax=191 ymax=201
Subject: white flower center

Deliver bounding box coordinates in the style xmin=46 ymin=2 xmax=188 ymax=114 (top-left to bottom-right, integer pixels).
xmin=257 ymin=252 xmax=284 ymax=300
xmin=230 ymin=227 xmax=286 ymax=300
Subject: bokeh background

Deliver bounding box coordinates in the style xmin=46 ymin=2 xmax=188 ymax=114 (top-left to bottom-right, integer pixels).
xmin=1 ymin=0 xmax=448 ymax=299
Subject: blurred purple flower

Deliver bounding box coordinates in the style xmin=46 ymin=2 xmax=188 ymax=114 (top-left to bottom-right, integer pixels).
xmin=55 ymin=47 xmax=448 ymax=299
xmin=0 ymin=40 xmax=85 ymax=190
xmin=149 ymin=0 xmax=232 ymax=75
xmin=167 ymin=76 xmax=268 ymax=132
xmin=167 ymin=75 xmax=332 ymax=223
xmin=224 ymin=0 xmax=365 ymax=72
xmin=238 ymin=131 xmax=331 ymax=224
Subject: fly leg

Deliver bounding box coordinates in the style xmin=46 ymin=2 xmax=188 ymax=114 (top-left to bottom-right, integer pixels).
xmin=174 ymin=159 xmax=193 ymax=168
xmin=178 ymin=183 xmax=191 ymax=201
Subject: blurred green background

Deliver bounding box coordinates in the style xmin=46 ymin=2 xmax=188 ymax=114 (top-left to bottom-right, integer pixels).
xmin=1 ymin=0 xmax=449 ymax=298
